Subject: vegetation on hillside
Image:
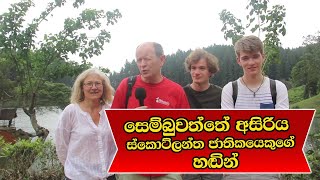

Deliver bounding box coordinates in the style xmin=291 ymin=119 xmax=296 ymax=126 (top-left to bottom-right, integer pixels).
xmin=288 ymin=85 xmax=305 ymax=104
xmin=291 ymin=93 xmax=320 ymax=118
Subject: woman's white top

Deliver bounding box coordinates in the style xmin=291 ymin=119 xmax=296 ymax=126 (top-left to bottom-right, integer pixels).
xmin=55 ymin=103 xmax=116 ymax=180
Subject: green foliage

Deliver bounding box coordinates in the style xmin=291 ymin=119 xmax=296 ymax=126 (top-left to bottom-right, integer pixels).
xmin=38 ymin=82 xmax=71 ymax=108
xmin=280 ymin=47 xmax=306 ymax=80
xmin=0 ymin=0 xmax=121 ymax=136
xmin=282 ymin=131 xmax=320 ymax=180
xmin=305 ymin=132 xmax=320 ymax=179
xmin=291 ymin=32 xmax=320 ymax=99
xmin=289 ymin=92 xmax=320 ymax=180
xmin=0 ymin=58 xmax=16 ymax=105
xmin=219 ymin=10 xmax=245 ymax=45
xmin=28 ymin=140 xmax=64 ymax=179
xmin=285 ymin=90 xmax=320 ymax=180
xmin=99 ymin=66 xmax=111 ymax=74
xmin=290 ymin=93 xmax=320 ymax=118
xmin=288 ymin=85 xmax=305 ymax=104
xmin=291 ymin=61 xmax=308 ymax=87
xmin=262 ymin=4 xmax=286 ymax=62
xmin=44 ymin=60 xmax=93 ymax=82
xmin=163 ymin=49 xmax=192 ymax=86
xmin=110 ymin=45 xmax=304 ymax=89
xmin=109 ymin=59 xmax=139 ymax=88
xmin=0 ymin=137 xmax=64 ymax=180
xmin=0 ymin=0 xmax=121 ymax=100
xmin=219 ymin=0 xmax=286 ymax=76
xmin=0 ymin=137 xmax=6 ymax=148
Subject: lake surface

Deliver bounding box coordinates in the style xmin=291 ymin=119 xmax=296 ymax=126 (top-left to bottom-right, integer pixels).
xmin=14 ymin=107 xmax=62 ymax=141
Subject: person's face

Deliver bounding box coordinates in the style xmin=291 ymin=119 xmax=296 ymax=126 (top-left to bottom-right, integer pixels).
xmin=190 ymin=58 xmax=212 ymax=85
xmin=237 ymin=51 xmax=265 ymax=76
xmin=136 ymin=43 xmax=165 ymax=81
xmin=82 ymin=74 xmax=104 ymax=101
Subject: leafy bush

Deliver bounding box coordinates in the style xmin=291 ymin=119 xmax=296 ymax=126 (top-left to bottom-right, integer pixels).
xmin=288 ymin=85 xmax=305 ymax=104
xmin=281 ymin=132 xmax=320 ymax=180
xmin=0 ymin=137 xmax=64 ymax=179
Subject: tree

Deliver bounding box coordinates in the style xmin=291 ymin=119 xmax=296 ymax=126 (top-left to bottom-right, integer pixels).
xmin=0 ymin=0 xmax=122 ymax=138
xmin=109 ymin=44 xmax=303 ymax=89
xmin=291 ymin=31 xmax=320 ymax=98
xmin=0 ymin=58 xmax=16 ymax=108
xmin=219 ymin=0 xmax=286 ymax=77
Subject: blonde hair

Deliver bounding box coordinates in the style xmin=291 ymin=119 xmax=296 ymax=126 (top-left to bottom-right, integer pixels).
xmin=70 ymin=68 xmax=114 ymax=104
xmin=234 ymin=35 xmax=264 ymax=58
xmin=184 ymin=48 xmax=219 ymax=74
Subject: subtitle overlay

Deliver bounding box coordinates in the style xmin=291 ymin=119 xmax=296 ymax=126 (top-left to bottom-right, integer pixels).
xmin=105 ymin=109 xmax=315 ymax=173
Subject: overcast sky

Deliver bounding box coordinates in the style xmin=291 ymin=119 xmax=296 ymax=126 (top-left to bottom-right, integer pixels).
xmin=1 ymin=0 xmax=320 ymax=72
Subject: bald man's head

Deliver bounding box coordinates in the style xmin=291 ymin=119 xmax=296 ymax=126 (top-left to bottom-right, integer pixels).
xmin=136 ymin=42 xmax=164 ymax=57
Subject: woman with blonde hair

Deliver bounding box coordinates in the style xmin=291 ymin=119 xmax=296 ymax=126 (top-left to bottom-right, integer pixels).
xmin=55 ymin=68 xmax=116 ymax=180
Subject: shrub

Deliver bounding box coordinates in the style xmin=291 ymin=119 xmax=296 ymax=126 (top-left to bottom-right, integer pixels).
xmin=281 ymin=132 xmax=320 ymax=180
xmin=0 ymin=137 xmax=64 ymax=179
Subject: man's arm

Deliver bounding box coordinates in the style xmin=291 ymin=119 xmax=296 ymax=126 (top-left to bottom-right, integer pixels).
xmin=275 ymin=80 xmax=289 ymax=109
xmin=221 ymin=82 xmax=235 ymax=109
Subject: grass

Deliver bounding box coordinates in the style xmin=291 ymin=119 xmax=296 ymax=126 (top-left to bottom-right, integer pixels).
xmin=288 ymin=85 xmax=305 ymax=104
xmin=288 ymin=85 xmax=319 ymax=117
xmin=290 ymin=92 xmax=320 ymax=134
xmin=290 ymin=93 xmax=320 ymax=117
xmin=288 ymin=86 xmax=319 ymax=133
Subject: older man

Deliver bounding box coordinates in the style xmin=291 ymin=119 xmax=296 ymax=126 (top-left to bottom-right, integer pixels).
xmin=112 ymin=42 xmax=190 ymax=180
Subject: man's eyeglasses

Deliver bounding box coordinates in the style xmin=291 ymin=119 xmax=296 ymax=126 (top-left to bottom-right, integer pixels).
xmin=83 ymin=81 xmax=103 ymax=88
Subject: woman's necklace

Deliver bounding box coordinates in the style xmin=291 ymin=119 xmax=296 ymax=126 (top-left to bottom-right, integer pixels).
xmin=241 ymin=76 xmax=265 ymax=97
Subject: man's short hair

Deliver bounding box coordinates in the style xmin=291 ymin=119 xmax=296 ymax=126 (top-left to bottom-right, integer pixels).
xmin=234 ymin=35 xmax=264 ymax=57
xmin=153 ymin=42 xmax=164 ymax=57
xmin=184 ymin=48 xmax=219 ymax=74
xmin=136 ymin=42 xmax=164 ymax=57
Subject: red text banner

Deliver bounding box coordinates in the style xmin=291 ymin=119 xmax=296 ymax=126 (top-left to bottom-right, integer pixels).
xmin=105 ymin=109 xmax=315 ymax=173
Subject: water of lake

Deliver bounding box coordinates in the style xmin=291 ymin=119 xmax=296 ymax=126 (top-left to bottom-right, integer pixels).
xmin=14 ymin=107 xmax=62 ymax=141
